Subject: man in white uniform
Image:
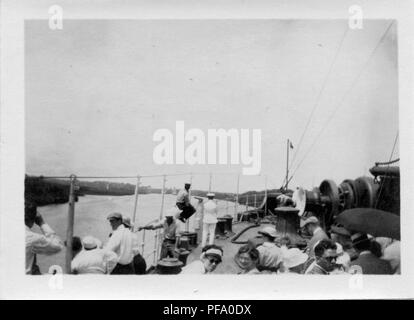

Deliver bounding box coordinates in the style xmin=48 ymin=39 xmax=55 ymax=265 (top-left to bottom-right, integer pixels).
xmin=104 ymin=212 xmax=134 ymax=274
xmin=201 ymin=193 xmax=219 ymax=248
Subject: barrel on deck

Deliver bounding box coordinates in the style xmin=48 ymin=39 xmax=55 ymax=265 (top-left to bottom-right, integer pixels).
xmin=156 ymin=258 xmax=183 ymax=274
xmin=215 ymin=218 xmax=227 ymax=236
xmin=180 ymin=231 xmax=198 ymax=246
xmin=176 ymin=249 xmax=191 ymax=266
xmin=274 ymin=206 xmax=306 ymax=247
xmin=222 ymin=215 xmax=233 ymax=233
xmin=178 ymin=236 xmax=190 ymax=250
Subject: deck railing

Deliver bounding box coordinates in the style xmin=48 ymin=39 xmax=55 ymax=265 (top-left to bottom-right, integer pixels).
xmin=37 ymin=172 xmax=275 ymax=273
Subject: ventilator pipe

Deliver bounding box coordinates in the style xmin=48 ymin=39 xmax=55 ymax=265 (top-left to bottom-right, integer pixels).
xmin=369 ymin=166 xmax=400 ymax=178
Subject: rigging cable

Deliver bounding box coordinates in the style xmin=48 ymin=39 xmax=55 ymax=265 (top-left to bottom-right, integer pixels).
xmin=375 ymin=158 xmax=399 ymax=166
xmin=288 ymin=26 xmax=349 ymax=174
xmin=286 ymin=21 xmax=395 ymax=186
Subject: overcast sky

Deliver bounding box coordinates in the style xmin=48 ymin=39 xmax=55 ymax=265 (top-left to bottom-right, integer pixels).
xmin=25 ymin=19 xmax=398 ymax=192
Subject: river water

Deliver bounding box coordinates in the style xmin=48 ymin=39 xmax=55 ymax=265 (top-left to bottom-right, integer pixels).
xmin=33 ymin=194 xmax=242 ymax=273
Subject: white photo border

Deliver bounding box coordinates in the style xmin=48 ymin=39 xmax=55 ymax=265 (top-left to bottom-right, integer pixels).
xmin=1 ymin=0 xmax=413 ymax=299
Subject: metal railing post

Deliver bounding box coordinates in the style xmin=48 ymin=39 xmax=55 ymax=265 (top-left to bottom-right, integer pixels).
xmin=264 ymin=175 xmax=268 ymax=215
xmin=153 ymin=175 xmax=166 ymax=265
xmin=65 ymin=174 xmax=76 ymax=274
xmin=141 ymin=229 xmax=146 ymax=257
xmin=186 ymin=173 xmax=192 ymax=232
xmin=132 ymin=175 xmax=141 ymax=229
xmin=234 ymin=173 xmax=240 ymax=220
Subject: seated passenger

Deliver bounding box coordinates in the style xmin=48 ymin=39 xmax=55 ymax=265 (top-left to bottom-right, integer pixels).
xmin=349 ymin=233 xmax=393 ymax=275
xmin=300 ymin=216 xmax=329 ymax=257
xmin=235 ymin=245 xmax=261 ymax=274
xmin=180 ymin=244 xmax=223 ymax=274
xmin=72 ymin=236 xmax=118 ymax=274
xmin=304 ymin=239 xmax=339 ymax=275
xmin=256 ymin=226 xmax=283 ymax=272
xmin=279 ymin=248 xmax=308 ymax=274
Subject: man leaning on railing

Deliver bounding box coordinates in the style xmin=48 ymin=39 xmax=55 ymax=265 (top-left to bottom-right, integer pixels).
xmin=138 ymin=209 xmax=181 ymax=259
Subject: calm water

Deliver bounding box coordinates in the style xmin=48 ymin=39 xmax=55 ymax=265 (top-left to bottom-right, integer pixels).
xmin=34 ymin=194 xmax=243 ymax=273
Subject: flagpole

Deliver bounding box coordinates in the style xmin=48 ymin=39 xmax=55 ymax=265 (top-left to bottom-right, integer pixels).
xmin=285 ymin=139 xmax=290 ymax=191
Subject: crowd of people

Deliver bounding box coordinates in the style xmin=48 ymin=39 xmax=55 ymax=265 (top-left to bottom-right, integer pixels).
xmin=25 ymin=182 xmax=400 ymax=276
xmin=25 ymin=200 xmax=148 ymax=275
xmin=231 ymin=216 xmax=400 ymax=275
xmin=175 ymin=213 xmax=400 ymax=275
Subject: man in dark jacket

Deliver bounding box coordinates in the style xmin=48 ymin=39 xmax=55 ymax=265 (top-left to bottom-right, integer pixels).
xmin=349 ymin=233 xmax=393 ymax=275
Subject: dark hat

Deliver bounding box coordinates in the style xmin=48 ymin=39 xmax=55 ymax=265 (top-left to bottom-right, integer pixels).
xmin=107 ymin=212 xmax=122 ymax=220
xmin=330 ymin=225 xmax=351 ymax=237
xmin=351 ymin=232 xmax=370 ymax=245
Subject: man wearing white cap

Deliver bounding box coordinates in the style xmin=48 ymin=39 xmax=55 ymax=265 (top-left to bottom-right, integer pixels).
xmin=139 ymin=208 xmax=181 ymax=259
xmin=105 ymin=212 xmax=135 ymax=274
xmin=71 ymin=236 xmax=118 ymax=274
xmin=256 ymin=226 xmax=284 ymax=272
xmin=201 ymin=193 xmax=218 ymax=248
xmin=300 ymin=216 xmax=329 ymax=257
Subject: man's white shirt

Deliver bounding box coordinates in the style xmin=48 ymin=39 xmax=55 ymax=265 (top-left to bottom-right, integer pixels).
xmin=104 ymin=224 xmax=134 ymax=265
xmin=257 ymin=242 xmax=283 ymax=269
xmin=25 ymin=224 xmax=63 ymax=274
xmin=203 ymin=200 xmax=218 ymax=224
xmin=71 ymin=248 xmax=118 ymax=274
xmin=180 ymin=260 xmax=206 ymax=274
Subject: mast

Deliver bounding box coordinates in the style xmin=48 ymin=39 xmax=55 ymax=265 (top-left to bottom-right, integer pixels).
xmin=285 ymin=139 xmax=290 ymax=191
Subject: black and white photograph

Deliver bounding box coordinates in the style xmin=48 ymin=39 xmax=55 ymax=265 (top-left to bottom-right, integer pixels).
xmin=0 ymin=0 xmax=413 ymax=300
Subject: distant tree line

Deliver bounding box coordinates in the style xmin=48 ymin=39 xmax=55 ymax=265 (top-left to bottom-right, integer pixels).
xmin=25 ymin=175 xmax=148 ymax=206
xmin=25 ymin=175 xmax=71 ymax=206
xmin=25 ymin=175 xmax=288 ymax=208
